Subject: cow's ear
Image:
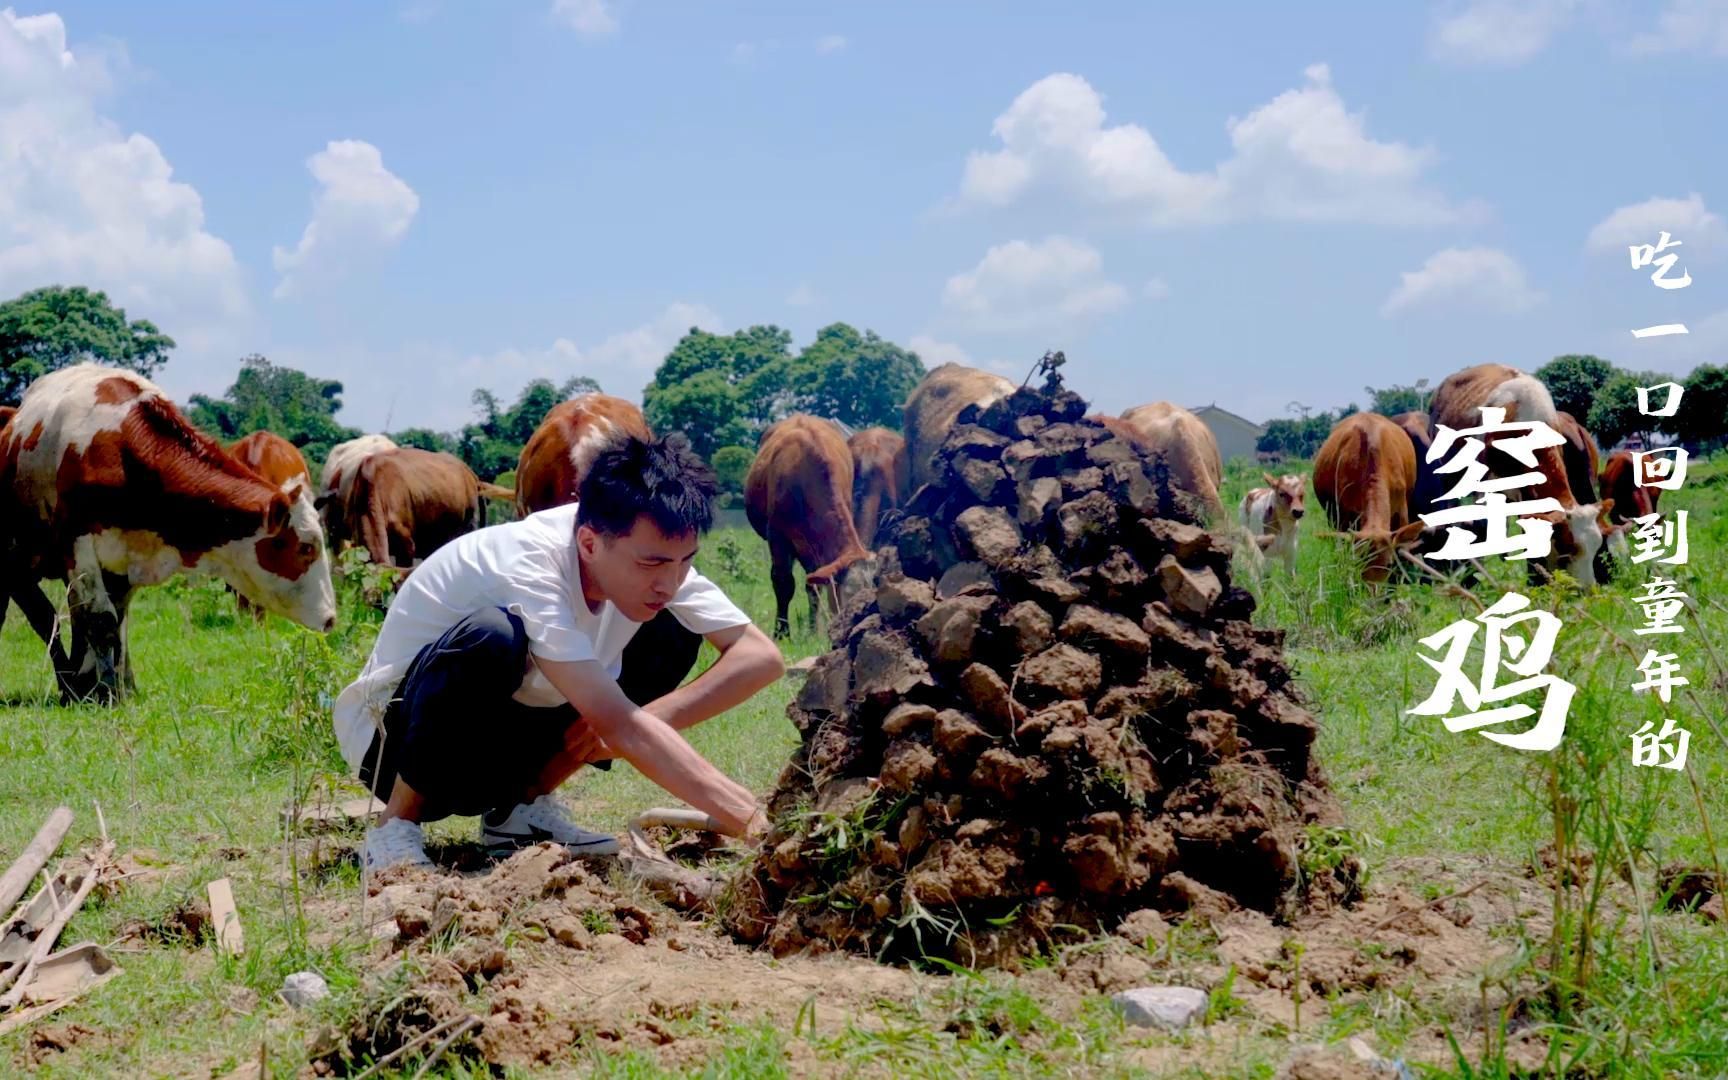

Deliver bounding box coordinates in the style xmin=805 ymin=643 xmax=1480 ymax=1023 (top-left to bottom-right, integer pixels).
xmin=1263 ymin=472 xmax=1277 ymax=487
xmin=264 ymin=493 xmax=291 ymax=535
xmin=1597 ymin=498 xmax=1614 ymax=522
xmin=1393 ymin=521 xmax=1427 ymax=546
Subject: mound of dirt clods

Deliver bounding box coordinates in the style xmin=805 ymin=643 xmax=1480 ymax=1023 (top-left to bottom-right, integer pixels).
xmin=723 ymin=364 xmax=1362 ymax=968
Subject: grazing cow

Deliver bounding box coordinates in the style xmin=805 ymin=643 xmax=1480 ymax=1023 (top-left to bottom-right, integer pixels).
xmin=344 ymin=448 xmax=484 ymax=570
xmin=903 ymin=363 xmax=1015 ymax=492
xmin=0 ymin=365 xmax=335 ymax=702
xmin=746 ymin=415 xmax=877 ymax=638
xmin=515 ymin=394 xmax=653 ymax=516
xmin=318 ymin=433 xmax=397 ymax=550
xmin=1312 ymin=412 xmax=1429 ymax=584
xmin=847 ymin=427 xmax=907 ymax=549
xmin=228 ymin=431 xmax=315 ymax=619
xmin=1600 ymin=449 xmax=1662 ymax=525
xmin=1238 ymin=473 xmax=1306 ymax=572
xmin=1105 ymin=402 xmax=1226 ymax=522
xmin=0 ymin=405 xmax=15 ymax=431
xmin=1428 ymin=364 xmax=1614 ymax=584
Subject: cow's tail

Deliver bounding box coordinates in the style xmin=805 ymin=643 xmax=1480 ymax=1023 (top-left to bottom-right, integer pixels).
xmin=1488 ymin=374 xmax=1559 ymax=426
xmin=477 ymin=481 xmax=515 ymax=502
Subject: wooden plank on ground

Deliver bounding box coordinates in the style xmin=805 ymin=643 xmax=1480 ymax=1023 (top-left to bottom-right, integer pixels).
xmin=207 ymin=878 xmax=244 ymax=957
xmin=0 ymin=807 xmax=73 ymax=919
xmin=281 ymin=797 xmax=384 ymax=831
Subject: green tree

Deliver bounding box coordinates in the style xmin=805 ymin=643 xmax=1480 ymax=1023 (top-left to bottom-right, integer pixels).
xmin=1257 ymin=405 xmax=1358 ymax=459
xmin=778 ymin=322 xmax=926 ymax=430
xmin=0 ymin=286 xmax=176 ymax=405
xmin=391 ymin=427 xmax=457 ymax=453
xmin=1586 ymin=372 xmax=1668 ymax=449
xmin=643 ymin=326 xmax=794 ymax=459
xmin=1364 ymin=380 xmax=1430 ymax=416
xmin=712 ymin=446 xmax=753 ymax=495
xmin=1535 ymin=355 xmax=1615 ymax=420
xmin=456 ymin=375 xmax=602 ymax=480
xmin=1668 ymin=365 xmax=1728 ymax=449
xmin=187 ymin=355 xmax=359 ymax=463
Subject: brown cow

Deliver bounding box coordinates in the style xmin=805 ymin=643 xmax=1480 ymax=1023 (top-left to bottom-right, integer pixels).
xmin=1312 ymin=412 xmax=1428 ymax=583
xmin=746 ymin=415 xmax=876 ymax=638
xmin=1428 ymin=364 xmax=1614 ymax=584
xmin=0 ymin=364 xmax=335 ymax=702
xmin=903 ymin=363 xmax=1015 ymax=492
xmin=515 ymin=394 xmax=652 ymax=516
xmin=847 ymin=427 xmax=906 ymax=549
xmin=1600 ymin=449 xmax=1662 ymax=524
xmin=318 ymin=433 xmax=397 ymax=549
xmin=344 ymin=448 xmax=484 ymax=569
xmin=1104 ymin=402 xmax=1226 ymax=522
xmin=228 ymin=431 xmax=315 ymax=619
xmin=0 ymin=405 xmax=15 ymax=431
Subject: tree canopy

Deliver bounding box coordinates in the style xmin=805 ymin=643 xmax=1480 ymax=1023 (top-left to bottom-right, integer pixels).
xmin=454 ymin=375 xmax=601 ymax=480
xmin=642 ymin=322 xmax=926 ymax=459
xmin=1364 ymin=381 xmax=1430 ymax=417
xmin=1535 ymin=355 xmax=1616 ymax=420
xmin=0 ymin=286 xmax=175 ymax=406
xmin=187 ymin=355 xmax=359 ymax=463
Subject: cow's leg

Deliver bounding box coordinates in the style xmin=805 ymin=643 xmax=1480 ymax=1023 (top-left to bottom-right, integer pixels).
xmin=768 ymin=534 xmax=796 ymax=639
xmin=63 ymin=537 xmax=122 ymax=704
xmin=103 ymin=571 xmax=137 ymax=695
xmin=4 ymin=571 xmax=73 ymax=676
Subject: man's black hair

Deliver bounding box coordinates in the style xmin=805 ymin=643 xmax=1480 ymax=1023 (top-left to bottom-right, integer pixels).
xmin=576 ymin=433 xmax=718 ymax=539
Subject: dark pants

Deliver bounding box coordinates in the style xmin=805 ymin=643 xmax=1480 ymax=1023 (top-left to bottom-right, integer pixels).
xmin=358 ymin=606 xmax=705 ymax=819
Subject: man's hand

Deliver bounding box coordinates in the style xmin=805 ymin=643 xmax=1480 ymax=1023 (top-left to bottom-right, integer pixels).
xmin=561 ymin=716 xmax=610 ymax=768
xmin=533 ymin=654 xmax=763 ymax=836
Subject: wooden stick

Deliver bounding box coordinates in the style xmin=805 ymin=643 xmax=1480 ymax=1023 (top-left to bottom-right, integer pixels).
xmin=410 ymin=1015 xmax=481 ymax=1080
xmin=349 ymin=1014 xmax=476 ymax=1080
xmin=0 ymin=807 xmax=73 ymax=919
xmin=1372 ymin=879 xmax=1486 ymax=932
xmin=0 ymin=843 xmax=112 ymax=1011
xmin=207 ymin=878 xmax=244 ymax=957
xmin=633 ymin=808 xmax=720 ymax=832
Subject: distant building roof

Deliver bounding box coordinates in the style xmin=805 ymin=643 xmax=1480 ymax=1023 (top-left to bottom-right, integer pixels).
xmin=1188 ymin=403 xmax=1266 ymax=435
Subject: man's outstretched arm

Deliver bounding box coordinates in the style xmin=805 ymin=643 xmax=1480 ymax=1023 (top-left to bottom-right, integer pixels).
xmin=642 ymin=622 xmax=785 ymax=731
xmin=533 ymin=655 xmax=768 ymax=837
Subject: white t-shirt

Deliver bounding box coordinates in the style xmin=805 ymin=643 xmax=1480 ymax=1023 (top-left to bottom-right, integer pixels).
xmin=330 ymin=502 xmax=752 ymax=774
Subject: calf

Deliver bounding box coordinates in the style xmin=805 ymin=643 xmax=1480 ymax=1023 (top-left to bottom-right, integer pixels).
xmin=1312 ymin=412 xmax=1428 ymax=584
xmin=0 ymin=364 xmax=335 ymax=702
xmin=746 ymin=415 xmax=877 ymax=638
xmin=847 ymin=426 xmax=907 ymax=549
xmin=1239 ymin=473 xmax=1306 ymax=572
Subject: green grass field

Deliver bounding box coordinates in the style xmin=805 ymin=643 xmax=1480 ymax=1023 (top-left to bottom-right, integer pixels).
xmin=2 ymin=454 xmax=1726 ymax=1077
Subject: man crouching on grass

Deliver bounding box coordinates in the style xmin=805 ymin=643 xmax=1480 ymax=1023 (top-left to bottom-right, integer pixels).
xmin=330 ymin=434 xmax=785 ymax=872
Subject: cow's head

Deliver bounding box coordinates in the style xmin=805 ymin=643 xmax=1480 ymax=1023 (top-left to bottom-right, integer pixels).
xmin=209 ymin=475 xmax=338 ymax=632
xmin=1538 ymin=499 xmax=1613 ymax=585
xmin=1327 ymin=521 xmax=1428 ymax=584
xmin=1264 ymin=472 xmax=1306 ymax=523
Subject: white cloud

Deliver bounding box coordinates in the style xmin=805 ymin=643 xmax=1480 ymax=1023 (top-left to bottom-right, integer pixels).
xmin=272 ymin=140 xmax=420 ymax=299
xmin=551 ymin=0 xmax=618 ymax=37
xmin=0 ymin=10 xmax=249 ymax=348
xmin=942 ymin=236 xmax=1129 ymax=333
xmin=1143 ymin=277 xmax=1170 ymax=300
xmin=958 ymin=66 xmax=1471 ymax=227
xmin=907 ymin=335 xmax=973 ymax=368
xmin=1429 ymin=0 xmax=1579 ymax=65
xmin=1629 ymin=0 xmax=1728 ymax=56
xmin=1381 ymin=247 xmax=1542 ymax=317
xmin=816 ymin=34 xmax=847 ymax=54
xmin=785 ymin=283 xmax=818 ymax=307
xmin=1587 ymin=193 xmax=1726 ymax=257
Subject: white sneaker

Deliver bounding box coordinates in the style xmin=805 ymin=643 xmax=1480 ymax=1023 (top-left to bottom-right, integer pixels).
xmin=362 ymin=818 xmax=433 ymax=872
xmin=482 ymin=793 xmax=619 ymax=858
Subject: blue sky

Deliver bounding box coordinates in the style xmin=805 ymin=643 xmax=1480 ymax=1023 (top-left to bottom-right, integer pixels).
xmin=3 ymin=1 xmax=1725 ymax=433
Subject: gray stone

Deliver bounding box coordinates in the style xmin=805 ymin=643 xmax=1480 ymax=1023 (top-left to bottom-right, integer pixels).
xmin=953 ymin=505 xmax=1023 ymax=568
xmin=1110 ymin=986 xmax=1209 ymax=1031
xmin=280 ymin=971 xmax=330 ymax=1009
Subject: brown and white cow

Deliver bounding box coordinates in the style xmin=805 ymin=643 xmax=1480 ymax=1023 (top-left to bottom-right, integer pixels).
xmin=847 ymin=426 xmax=907 ymax=549
xmin=1103 ymin=402 xmax=1227 ymax=522
xmin=1600 ymin=449 xmax=1663 ymax=525
xmin=341 ymin=447 xmax=485 ymax=570
xmin=746 ymin=415 xmax=877 ymax=638
xmin=515 ymin=394 xmax=652 ymax=516
xmin=903 ymin=363 xmax=1015 ymax=492
xmin=0 ymin=365 xmax=335 ymax=702
xmin=228 ymin=431 xmax=315 ymax=619
xmin=318 ymin=433 xmax=397 ymax=550
xmin=1238 ymin=472 xmax=1306 ymax=572
xmin=1312 ymin=412 xmax=1428 ymax=584
xmin=1428 ymin=364 xmax=1614 ymax=584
